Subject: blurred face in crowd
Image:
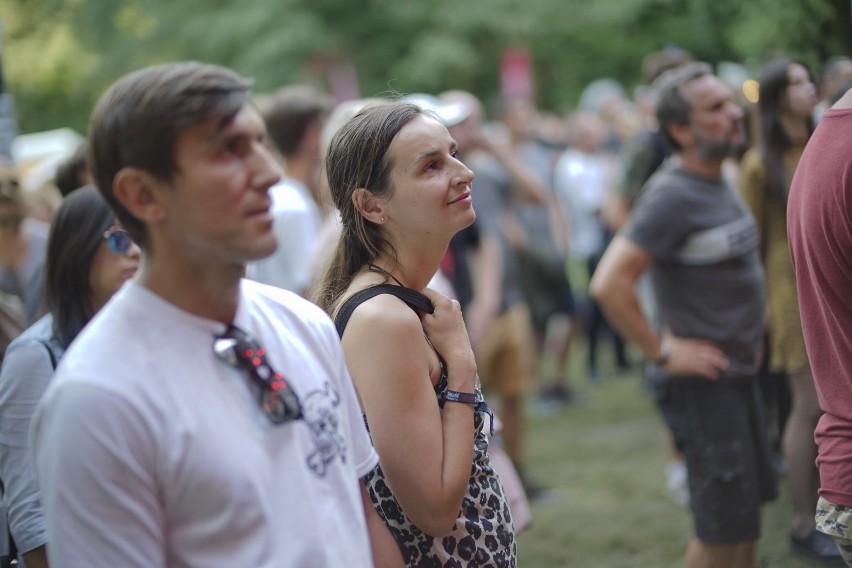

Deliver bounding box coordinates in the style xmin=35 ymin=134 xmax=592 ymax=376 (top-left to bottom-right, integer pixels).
xmin=0 ymin=200 xmax=22 ymax=234
xmin=501 ymin=100 xmax=536 ymax=141
xmin=783 ymin=63 xmax=818 ymax=119
xmin=88 ymin=223 xmax=141 ymax=314
xmin=683 ymin=74 xmax=745 ymax=161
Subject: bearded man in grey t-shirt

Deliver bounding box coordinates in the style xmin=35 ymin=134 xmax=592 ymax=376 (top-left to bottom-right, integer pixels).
xmin=590 ymin=63 xmax=777 ymax=568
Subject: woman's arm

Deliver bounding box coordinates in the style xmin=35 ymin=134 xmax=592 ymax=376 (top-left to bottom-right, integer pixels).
xmin=360 ymin=480 xmax=404 ymax=568
xmin=0 ymin=338 xmax=55 ymax=561
xmin=342 ymin=292 xmax=477 ymax=537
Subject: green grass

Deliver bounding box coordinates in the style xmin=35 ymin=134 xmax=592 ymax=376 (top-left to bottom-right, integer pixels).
xmin=513 ymin=343 xmax=819 ymax=568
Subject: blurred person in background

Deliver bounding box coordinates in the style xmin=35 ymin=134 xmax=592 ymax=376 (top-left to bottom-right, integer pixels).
xmin=247 ymin=85 xmax=333 ymax=297
xmin=0 ymin=185 xmax=140 ymax=568
xmin=555 ymin=110 xmax=628 ymax=381
xmin=813 ymin=56 xmax=852 ymax=122
xmin=591 ymin=62 xmax=777 ymax=568
xmin=492 ymin=97 xmax=578 ymax=408
xmin=53 ymin=143 xmax=91 ymax=198
xmin=0 ymin=167 xmax=48 ymax=328
xmin=738 ymin=58 xmax=840 ymax=565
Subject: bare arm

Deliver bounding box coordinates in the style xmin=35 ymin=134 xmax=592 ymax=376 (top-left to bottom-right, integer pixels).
xmin=360 ymin=480 xmax=403 ymax=568
xmin=464 ymin=233 xmax=502 ymax=349
xmin=22 ymin=546 xmax=49 ymax=568
xmin=342 ymin=292 xmax=477 ymax=536
xmin=590 ymin=236 xmax=728 ymax=380
xmin=472 ymin=135 xmax=546 ymax=203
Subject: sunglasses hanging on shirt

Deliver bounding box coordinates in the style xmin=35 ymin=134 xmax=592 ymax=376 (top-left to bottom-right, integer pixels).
xmin=213 ymin=324 xmax=303 ymax=425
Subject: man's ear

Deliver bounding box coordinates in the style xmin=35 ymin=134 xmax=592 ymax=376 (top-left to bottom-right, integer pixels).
xmin=113 ymin=167 xmax=167 ymax=224
xmin=351 ymin=187 xmax=387 ymax=224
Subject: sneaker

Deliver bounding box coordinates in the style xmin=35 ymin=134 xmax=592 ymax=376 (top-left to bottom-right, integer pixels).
xmin=664 ymin=461 xmax=689 ymax=507
xmin=790 ymin=529 xmax=845 ymax=566
xmin=537 ymin=384 xmax=580 ymax=406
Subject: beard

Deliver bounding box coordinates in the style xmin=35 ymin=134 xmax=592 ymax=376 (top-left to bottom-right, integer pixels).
xmin=693 ymin=122 xmax=747 ymax=162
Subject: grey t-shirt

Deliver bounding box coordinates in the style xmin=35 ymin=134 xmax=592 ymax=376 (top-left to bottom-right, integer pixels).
xmin=465 ymin=152 xmax=523 ymax=313
xmin=624 ymin=165 xmax=765 ymax=377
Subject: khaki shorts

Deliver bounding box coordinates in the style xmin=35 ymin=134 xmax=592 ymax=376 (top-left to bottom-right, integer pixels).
xmin=476 ymin=304 xmax=536 ymax=397
xmin=816 ymin=496 xmax=852 ymax=566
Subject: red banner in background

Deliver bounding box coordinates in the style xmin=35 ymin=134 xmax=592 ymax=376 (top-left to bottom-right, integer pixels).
xmin=501 ymin=46 xmax=534 ymax=101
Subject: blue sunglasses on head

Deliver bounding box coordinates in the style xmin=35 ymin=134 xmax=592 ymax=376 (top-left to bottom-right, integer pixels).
xmin=103 ymin=226 xmax=134 ymax=255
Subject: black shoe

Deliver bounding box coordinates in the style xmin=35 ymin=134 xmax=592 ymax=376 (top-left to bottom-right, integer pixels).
xmin=790 ymin=529 xmax=845 ymax=566
xmin=515 ymin=467 xmax=554 ymax=501
xmin=538 ymin=385 xmax=574 ymax=404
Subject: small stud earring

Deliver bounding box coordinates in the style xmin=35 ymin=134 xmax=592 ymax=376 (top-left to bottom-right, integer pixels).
xmin=380 ymin=217 xmax=385 ymax=222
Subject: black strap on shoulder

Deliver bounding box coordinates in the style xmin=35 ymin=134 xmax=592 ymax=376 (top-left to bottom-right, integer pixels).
xmin=39 ymin=339 xmax=58 ymax=370
xmin=334 ymin=284 xmax=434 ymax=338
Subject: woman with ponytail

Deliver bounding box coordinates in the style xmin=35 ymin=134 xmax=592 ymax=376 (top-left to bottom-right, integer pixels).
xmin=316 ymin=101 xmax=516 ymax=567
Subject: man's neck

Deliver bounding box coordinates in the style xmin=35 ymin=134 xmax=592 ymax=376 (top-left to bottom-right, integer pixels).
xmin=677 ymin=152 xmax=723 ymax=179
xmin=138 ymin=252 xmax=243 ymax=324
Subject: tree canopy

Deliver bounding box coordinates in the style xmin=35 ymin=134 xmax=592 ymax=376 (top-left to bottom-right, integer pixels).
xmin=1 ymin=0 xmax=850 ymax=134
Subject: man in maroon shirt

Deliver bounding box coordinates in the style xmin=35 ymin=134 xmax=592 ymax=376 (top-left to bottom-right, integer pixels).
xmin=788 ymin=85 xmax=852 ymax=566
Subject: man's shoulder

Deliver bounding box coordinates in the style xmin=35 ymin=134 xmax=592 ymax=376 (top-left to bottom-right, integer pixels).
xmin=635 ymin=166 xmax=689 ymax=207
xmin=241 ymin=279 xmax=332 ymax=328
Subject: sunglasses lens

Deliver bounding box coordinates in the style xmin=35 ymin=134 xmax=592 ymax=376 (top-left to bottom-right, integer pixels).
xmin=108 ymin=231 xmax=132 ymax=254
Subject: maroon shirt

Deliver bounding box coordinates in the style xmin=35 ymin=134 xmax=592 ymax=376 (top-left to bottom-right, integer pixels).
xmin=788 ymin=106 xmax=852 ymax=507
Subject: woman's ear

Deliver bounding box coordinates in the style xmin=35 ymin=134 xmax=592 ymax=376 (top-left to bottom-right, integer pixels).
xmin=351 ymin=187 xmax=387 ymax=224
xmin=113 ymin=168 xmax=167 ymax=224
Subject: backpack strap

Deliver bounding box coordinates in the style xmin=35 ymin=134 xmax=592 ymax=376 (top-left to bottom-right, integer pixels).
xmin=39 ymin=339 xmax=58 ymax=370
xmin=334 ymin=284 xmax=434 ymax=338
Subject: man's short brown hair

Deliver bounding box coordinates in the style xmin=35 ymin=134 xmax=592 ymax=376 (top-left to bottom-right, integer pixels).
xmin=87 ymin=61 xmax=253 ymax=247
xmin=258 ymin=85 xmax=333 ymax=158
xmin=654 ymin=61 xmax=714 ymax=151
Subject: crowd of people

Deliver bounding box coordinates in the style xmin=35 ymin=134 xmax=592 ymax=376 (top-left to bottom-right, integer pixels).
xmin=0 ymin=46 xmax=848 ymax=567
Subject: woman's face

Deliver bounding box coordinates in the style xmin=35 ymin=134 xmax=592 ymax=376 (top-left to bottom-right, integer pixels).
xmin=783 ymin=63 xmax=817 ymax=120
xmin=381 ymin=115 xmax=475 ymax=240
xmin=88 ymin=224 xmax=141 ymax=314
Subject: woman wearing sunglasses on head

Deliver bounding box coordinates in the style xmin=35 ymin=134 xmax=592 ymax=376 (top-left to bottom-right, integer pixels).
xmin=315 ymin=101 xmax=516 ymax=567
xmin=0 ymin=185 xmax=140 ymax=568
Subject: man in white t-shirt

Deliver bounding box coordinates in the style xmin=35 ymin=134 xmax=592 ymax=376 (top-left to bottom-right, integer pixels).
xmin=30 ymin=62 xmax=397 ymax=567
xmin=247 ymin=86 xmax=333 ymax=296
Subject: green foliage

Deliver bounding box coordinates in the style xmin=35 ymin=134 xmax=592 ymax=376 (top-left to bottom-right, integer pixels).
xmin=1 ymin=0 xmax=849 ymax=134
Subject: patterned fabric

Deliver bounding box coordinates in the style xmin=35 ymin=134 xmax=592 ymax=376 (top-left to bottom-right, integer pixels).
xmin=335 ymin=284 xmax=516 ymax=566
xmin=364 ymin=372 xmax=517 ymax=567
xmin=816 ymin=496 xmax=852 ymax=566
xmin=739 ymin=144 xmax=809 ymax=374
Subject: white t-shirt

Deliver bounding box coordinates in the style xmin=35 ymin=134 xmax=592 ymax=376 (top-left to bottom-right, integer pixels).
xmin=246 ymin=179 xmax=322 ymax=293
xmin=554 ymin=149 xmax=615 ymax=260
xmin=31 ymin=279 xmax=378 ymax=568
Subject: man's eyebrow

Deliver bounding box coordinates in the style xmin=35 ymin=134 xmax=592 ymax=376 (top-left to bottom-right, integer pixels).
xmin=205 ymin=116 xmax=239 ymax=143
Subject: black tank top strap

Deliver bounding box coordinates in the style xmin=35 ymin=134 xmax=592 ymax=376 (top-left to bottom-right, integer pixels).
xmin=334 ymin=284 xmax=434 ymax=338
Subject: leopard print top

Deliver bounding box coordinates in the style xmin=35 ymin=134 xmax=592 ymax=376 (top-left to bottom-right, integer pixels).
xmin=364 ymin=373 xmax=516 ymax=567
